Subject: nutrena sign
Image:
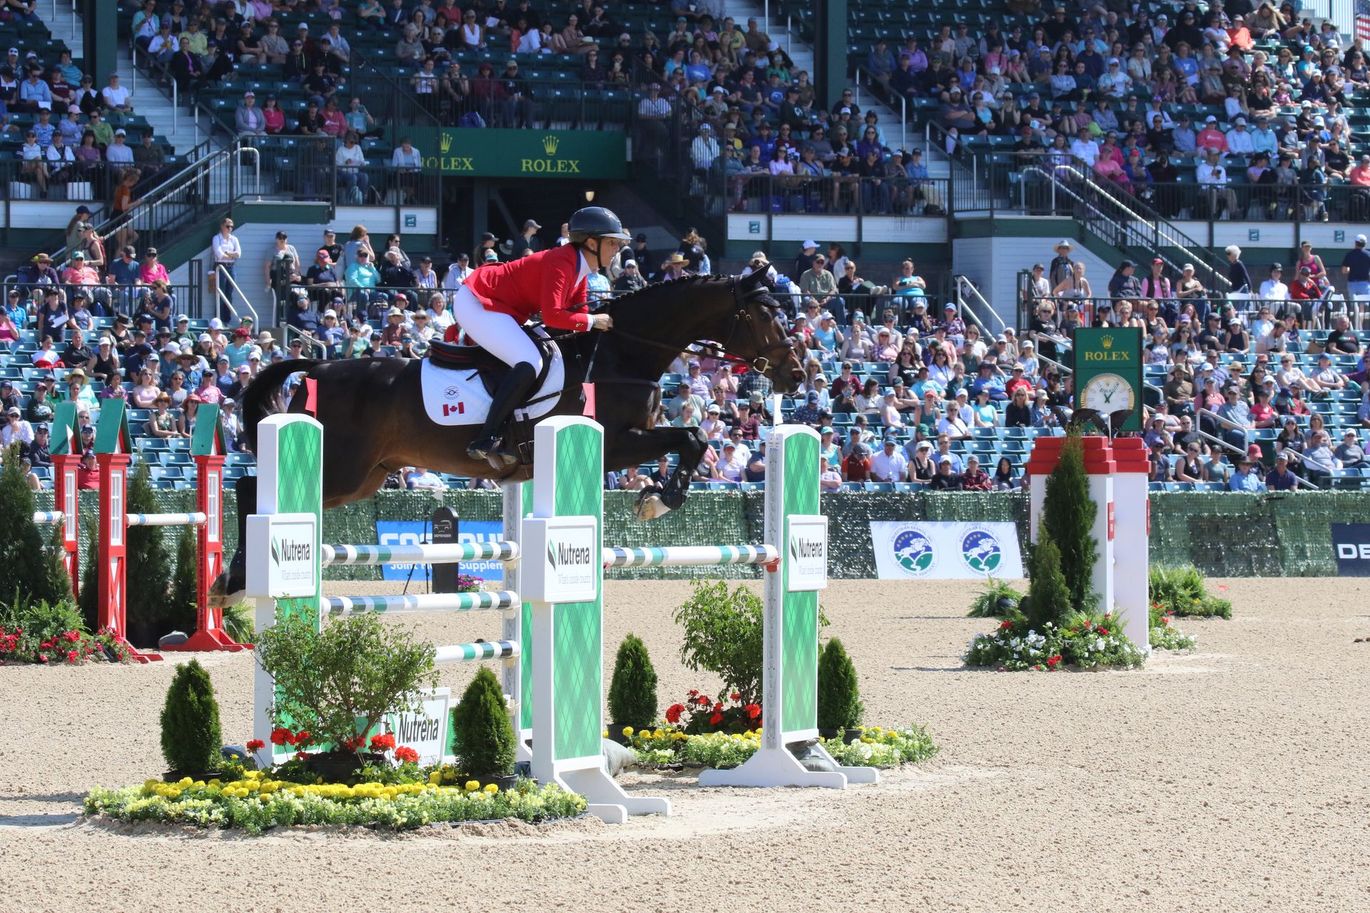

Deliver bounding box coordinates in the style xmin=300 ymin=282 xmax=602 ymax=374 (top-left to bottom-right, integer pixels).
xmin=246 ymin=514 xmax=318 ymax=599
xmin=785 ymin=516 xmax=828 ymax=592
xmin=522 ymin=516 xmax=598 ymax=604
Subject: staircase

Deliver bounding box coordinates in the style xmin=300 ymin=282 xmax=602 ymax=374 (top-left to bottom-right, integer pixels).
xmin=39 ymin=3 xmax=217 ymax=154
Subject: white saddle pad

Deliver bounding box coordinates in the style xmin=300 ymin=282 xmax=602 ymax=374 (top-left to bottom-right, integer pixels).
xmin=420 ymin=344 xmax=565 ymax=427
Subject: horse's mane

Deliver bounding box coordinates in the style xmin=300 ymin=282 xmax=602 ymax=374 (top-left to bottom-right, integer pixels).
xmin=598 ymin=274 xmax=732 ymax=315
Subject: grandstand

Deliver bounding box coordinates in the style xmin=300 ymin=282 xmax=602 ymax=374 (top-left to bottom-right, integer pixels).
xmin=4 ymin=0 xmax=1370 ymax=494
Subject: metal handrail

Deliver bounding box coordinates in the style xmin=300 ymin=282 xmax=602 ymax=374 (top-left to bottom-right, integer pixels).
xmin=954 ymin=275 xmax=1006 ymax=335
xmin=1197 ymin=406 xmax=1322 ymax=489
xmin=215 ymin=265 xmax=259 ymax=328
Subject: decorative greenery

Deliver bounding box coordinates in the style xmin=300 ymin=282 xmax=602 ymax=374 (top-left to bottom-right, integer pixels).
xmin=967 ymin=578 xmax=1021 ymax=618
xmin=159 ymin=660 xmax=224 ymax=774
xmin=628 ymin=724 xmax=938 ymax=771
xmin=452 ymin=666 xmax=516 ymax=781
xmin=1043 ymin=433 xmax=1098 ymax=616
xmin=84 ymin=771 xmax=586 ymax=835
xmin=661 ymin=690 xmax=762 ymax=734
xmin=0 ymin=595 xmax=129 ymax=665
xmin=1148 ymin=599 xmax=1198 ymax=651
xmin=965 ymin=613 xmax=1146 ymax=671
xmin=255 ymin=613 xmax=437 ymax=753
xmin=1018 ymin=524 xmax=1073 ymax=632
xmin=0 ymin=444 xmax=69 ymax=612
xmin=816 ymin=638 xmax=864 ymax=730
xmin=168 ymin=526 xmax=199 ymax=635
xmin=1149 ymin=565 xmax=1233 ymax=619
xmin=79 ymin=524 xmax=99 ymax=633
xmin=607 ymin=633 xmax=658 ymax=730
xmin=221 ymin=601 xmax=254 ymax=645
xmin=674 ymin=581 xmax=827 ymax=705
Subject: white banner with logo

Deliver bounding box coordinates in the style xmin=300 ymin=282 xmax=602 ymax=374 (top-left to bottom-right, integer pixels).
xmin=870 ymin=521 xmax=1024 ymax=580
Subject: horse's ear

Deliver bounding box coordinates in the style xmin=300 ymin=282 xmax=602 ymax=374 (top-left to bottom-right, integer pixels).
xmin=739 ymin=268 xmax=767 ymax=292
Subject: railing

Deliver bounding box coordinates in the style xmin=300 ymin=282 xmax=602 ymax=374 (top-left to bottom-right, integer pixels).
xmin=4 ymin=280 xmax=203 ymax=326
xmin=214 ymin=265 xmax=259 ymax=329
xmin=1199 ymin=406 xmax=1323 ymax=490
xmin=1014 ymin=288 xmax=1356 ymax=331
xmin=953 ymin=275 xmax=1005 ymax=337
xmin=695 ymin=168 xmax=948 ymax=219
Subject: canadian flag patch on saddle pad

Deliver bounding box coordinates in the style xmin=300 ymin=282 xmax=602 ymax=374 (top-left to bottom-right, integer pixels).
xmin=419 ymin=348 xmax=565 ymax=427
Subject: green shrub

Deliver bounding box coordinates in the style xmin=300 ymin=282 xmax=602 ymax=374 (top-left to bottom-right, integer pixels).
xmin=1019 ymin=524 xmax=1072 ymax=632
xmin=168 ymin=525 xmax=199 ymax=634
xmin=607 ymin=633 xmax=658 ymax=729
xmin=79 ymin=524 xmax=99 ymax=632
xmin=255 ymin=614 xmax=437 ymax=751
xmin=1043 ymin=433 xmax=1098 ymax=617
xmin=221 ymin=601 xmax=254 ymax=645
xmin=967 ymin=578 xmax=1021 ymax=618
xmin=160 ymin=660 xmax=223 ymax=774
xmin=673 ymin=581 xmax=766 ymax=704
xmin=126 ymin=463 xmax=173 ymax=643
xmin=452 ymin=666 xmax=516 ymax=780
xmin=1150 ymin=565 xmax=1233 ymax=619
xmin=0 ymin=444 xmax=67 ymax=612
xmin=816 ymin=638 xmax=864 ymax=730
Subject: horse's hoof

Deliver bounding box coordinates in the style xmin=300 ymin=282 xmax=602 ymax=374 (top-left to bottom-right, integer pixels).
xmin=485 ymin=451 xmax=518 ymax=471
xmin=208 ymin=573 xmax=246 ymax=610
xmin=634 ymin=494 xmax=670 ymax=521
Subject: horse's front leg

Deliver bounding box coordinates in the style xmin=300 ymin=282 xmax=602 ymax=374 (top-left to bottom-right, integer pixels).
xmin=603 ymin=425 xmax=708 ymax=520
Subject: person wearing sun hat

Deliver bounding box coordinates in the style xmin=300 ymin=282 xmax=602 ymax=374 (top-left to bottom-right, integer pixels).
xmin=1048 ymin=239 xmax=1074 ymax=288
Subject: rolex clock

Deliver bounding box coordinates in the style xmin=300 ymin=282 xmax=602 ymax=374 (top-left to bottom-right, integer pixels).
xmin=1079 ymin=372 xmax=1136 ymax=413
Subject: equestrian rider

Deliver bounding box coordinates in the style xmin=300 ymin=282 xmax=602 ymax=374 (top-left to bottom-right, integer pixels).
xmin=455 ymin=206 xmax=628 ymax=467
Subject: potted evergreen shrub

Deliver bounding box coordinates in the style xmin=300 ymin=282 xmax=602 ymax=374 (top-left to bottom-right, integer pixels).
xmin=159 ymin=659 xmax=223 ymax=780
xmin=607 ymin=633 xmax=658 ymax=742
xmin=452 ymin=666 xmax=517 ymax=788
xmin=816 ymin=638 xmax=865 ymax=742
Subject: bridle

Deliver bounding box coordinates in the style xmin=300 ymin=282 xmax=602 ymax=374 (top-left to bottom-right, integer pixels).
xmin=598 ymin=275 xmax=795 ymax=374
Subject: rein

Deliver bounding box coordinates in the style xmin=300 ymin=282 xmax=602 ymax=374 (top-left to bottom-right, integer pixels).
xmin=598 ymin=277 xmax=791 ymax=374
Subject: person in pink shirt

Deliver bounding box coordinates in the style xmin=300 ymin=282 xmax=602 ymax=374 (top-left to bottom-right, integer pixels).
xmin=321 ymin=98 xmax=348 ymax=136
xmin=61 ymin=251 xmax=100 ymax=286
xmin=139 ymin=247 xmax=170 ymax=284
xmin=1196 ymin=115 xmax=1228 ymax=155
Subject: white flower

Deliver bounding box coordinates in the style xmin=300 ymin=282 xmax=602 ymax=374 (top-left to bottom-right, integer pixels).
xmin=1093 ymin=636 xmax=1105 ymax=651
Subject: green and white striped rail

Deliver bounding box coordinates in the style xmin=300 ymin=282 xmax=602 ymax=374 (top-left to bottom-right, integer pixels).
xmin=320 ymin=541 xmax=520 ymax=567
xmin=127 ymin=511 xmax=209 ymax=527
xmin=433 ymin=640 xmax=520 ymax=663
xmin=602 ymin=545 xmax=779 ymax=568
xmin=323 ymin=590 xmax=521 ymax=616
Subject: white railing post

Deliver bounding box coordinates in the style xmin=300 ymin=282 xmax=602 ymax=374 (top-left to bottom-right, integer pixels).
xmin=900 ymin=95 xmax=907 ymax=151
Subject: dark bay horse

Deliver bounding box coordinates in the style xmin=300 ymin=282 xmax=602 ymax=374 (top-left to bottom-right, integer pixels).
xmin=211 ymin=271 xmax=803 ymax=603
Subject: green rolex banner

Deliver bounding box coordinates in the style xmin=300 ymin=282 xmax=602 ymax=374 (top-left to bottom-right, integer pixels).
xmin=1072 ymin=326 xmax=1143 ymax=432
xmin=403 ymin=128 xmax=628 ymax=179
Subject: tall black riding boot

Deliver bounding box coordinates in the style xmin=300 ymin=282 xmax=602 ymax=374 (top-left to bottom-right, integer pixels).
xmin=466 ymin=362 xmax=539 ymax=469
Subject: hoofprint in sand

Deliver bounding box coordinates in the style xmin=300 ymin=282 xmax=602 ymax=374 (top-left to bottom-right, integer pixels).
xmin=2 ymin=578 xmax=1367 ymax=913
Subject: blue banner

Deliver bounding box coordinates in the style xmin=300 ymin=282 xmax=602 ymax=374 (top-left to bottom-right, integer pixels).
xmin=374 ymin=520 xmax=507 ymax=582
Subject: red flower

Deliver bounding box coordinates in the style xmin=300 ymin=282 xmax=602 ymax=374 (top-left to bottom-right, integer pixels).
xmin=290 ymin=730 xmax=312 ymax=747
xmin=998 ymin=620 xmax=1013 ymax=631
xmin=713 ymin=702 xmax=724 ymax=712
xmin=36 ymin=655 xmax=48 ymax=664
xmin=665 ymin=703 xmax=685 ymax=724
xmin=709 ymin=712 xmax=723 ymax=726
xmin=246 ymin=739 xmax=265 ymax=752
xmin=744 ymin=703 xmax=762 ymax=720
xmin=1096 ymin=627 xmax=1109 ymax=636
xmin=687 ymin=689 xmax=699 ymax=697
xmin=66 ymin=650 xmax=78 ymax=664
xmin=295 ymin=751 xmax=308 ymax=761
xmin=64 ymin=630 xmax=81 ymax=643
xmin=1046 ymin=655 xmax=1062 ymax=669
xmin=695 ymin=694 xmax=711 ymax=706
xmin=369 ymin=732 xmax=396 ymax=752
xmin=342 ymin=735 xmax=366 ymax=752
xmin=730 ymin=692 xmax=740 ymax=702
xmin=394 ymin=746 xmax=419 ymax=764
xmin=270 ymin=728 xmax=292 ymax=746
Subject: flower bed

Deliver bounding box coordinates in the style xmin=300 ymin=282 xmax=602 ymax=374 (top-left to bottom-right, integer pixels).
xmin=965 ymin=615 xmax=1146 ymax=671
xmin=0 ymin=625 xmax=131 ymax=665
xmin=84 ymin=769 xmax=586 ymax=835
xmin=626 ymin=725 xmax=938 ymax=771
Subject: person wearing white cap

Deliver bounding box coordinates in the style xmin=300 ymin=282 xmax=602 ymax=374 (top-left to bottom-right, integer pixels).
xmin=1048 ymin=240 xmax=1074 ymax=289
xmin=1227 ymin=116 xmax=1254 ymax=155
xmin=689 ymin=123 xmax=719 ymax=173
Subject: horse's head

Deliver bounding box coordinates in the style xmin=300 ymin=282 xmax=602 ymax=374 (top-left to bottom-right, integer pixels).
xmin=733 ymin=267 xmax=805 ymax=393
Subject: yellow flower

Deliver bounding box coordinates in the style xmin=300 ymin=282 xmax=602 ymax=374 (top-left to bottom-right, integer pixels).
xmin=177 ymin=777 xmax=193 ymax=787
xmin=483 ymin=783 xmax=499 ymax=795
xmin=464 ymin=780 xmax=480 ymax=792
xmin=621 ymin=726 xmax=634 ymax=737
xmin=428 ymin=772 xmax=441 ymax=784
xmin=601 ymin=729 xmax=609 ymax=738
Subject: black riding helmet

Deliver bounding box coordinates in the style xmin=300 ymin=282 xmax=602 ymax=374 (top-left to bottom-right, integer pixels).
xmin=568 ymin=206 xmax=631 ymax=243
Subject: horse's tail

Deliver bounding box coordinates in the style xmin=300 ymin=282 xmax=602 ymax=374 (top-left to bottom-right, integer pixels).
xmin=240 ymin=359 xmax=321 ymax=454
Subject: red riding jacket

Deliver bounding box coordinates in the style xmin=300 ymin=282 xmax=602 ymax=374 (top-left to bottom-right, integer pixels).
xmin=463 ymin=244 xmax=592 ymax=332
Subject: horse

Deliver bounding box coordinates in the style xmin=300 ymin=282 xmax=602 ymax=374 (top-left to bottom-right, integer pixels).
xmin=211 ymin=270 xmax=804 ymax=604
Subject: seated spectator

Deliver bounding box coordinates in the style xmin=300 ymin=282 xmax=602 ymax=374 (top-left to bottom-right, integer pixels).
xmin=1228 ymin=454 xmax=1266 ymax=492
xmin=406 ymin=466 xmax=447 ymax=491
xmin=1335 ymin=431 xmax=1366 ymax=468
xmin=927 ymin=456 xmax=961 ymax=490
xmin=870 ymin=437 xmax=907 ymax=482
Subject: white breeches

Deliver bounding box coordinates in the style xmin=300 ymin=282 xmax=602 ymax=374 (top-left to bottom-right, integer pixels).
xmin=452 ymin=285 xmax=544 ymax=372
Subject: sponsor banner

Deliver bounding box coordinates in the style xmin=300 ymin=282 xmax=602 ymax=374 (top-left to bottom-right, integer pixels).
xmin=374 ymin=520 xmax=506 ymax=582
xmin=246 ymin=513 xmax=317 ymax=598
xmin=522 ymin=516 xmax=599 ymax=603
xmin=404 ymin=127 xmax=628 ymax=179
xmin=1331 ymin=523 xmax=1370 ymax=575
xmin=785 ymin=515 xmax=828 ymax=592
xmin=870 ymin=521 xmax=1024 ymax=580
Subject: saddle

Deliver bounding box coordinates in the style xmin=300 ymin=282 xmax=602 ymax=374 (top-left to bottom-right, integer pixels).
xmin=425 ymin=325 xmax=556 ymax=400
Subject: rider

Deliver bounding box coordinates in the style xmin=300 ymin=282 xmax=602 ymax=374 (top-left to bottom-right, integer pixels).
xmin=455 ymin=206 xmax=628 ymax=467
